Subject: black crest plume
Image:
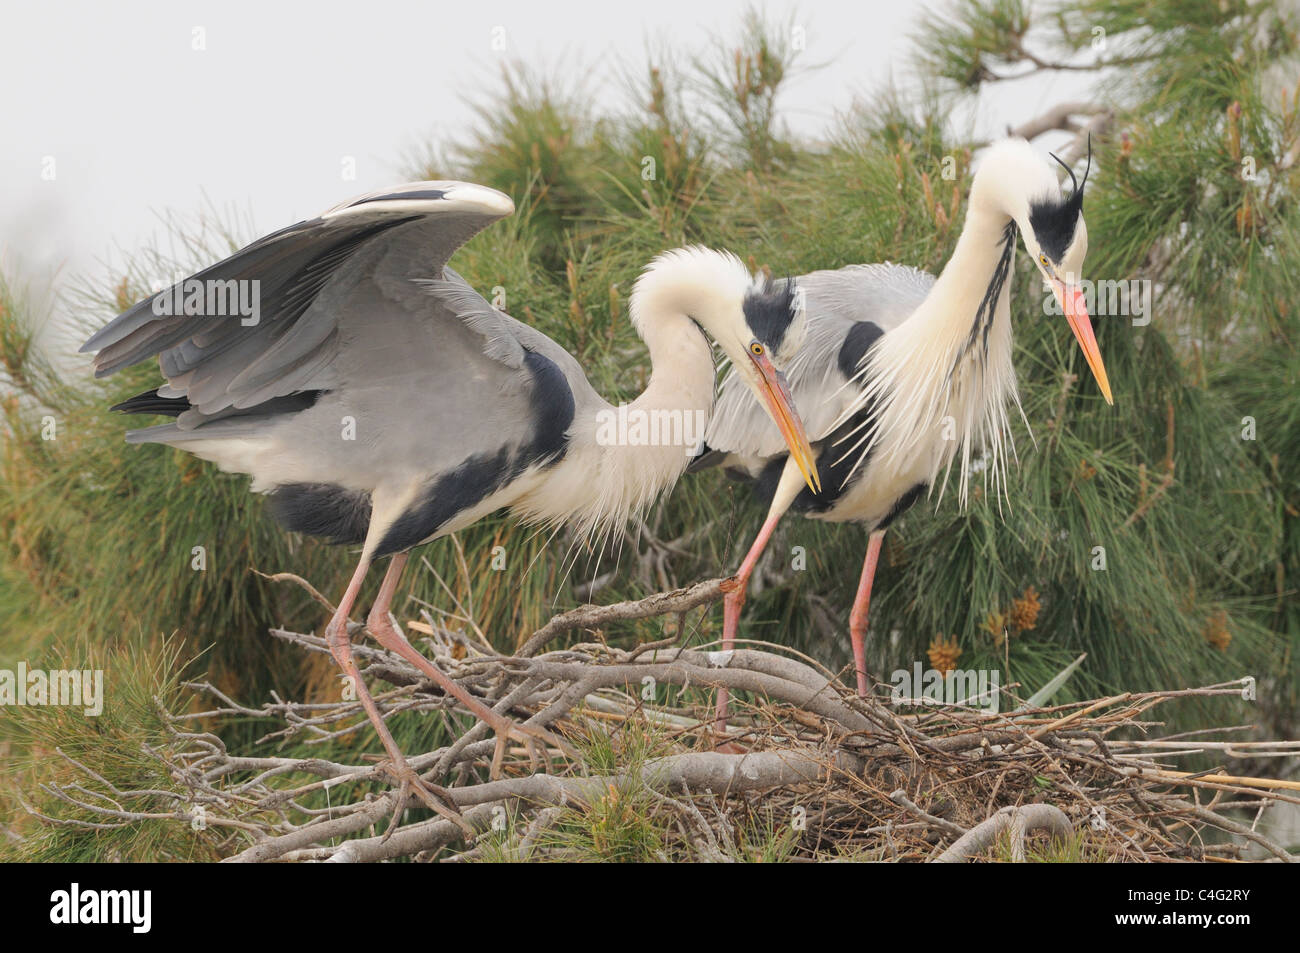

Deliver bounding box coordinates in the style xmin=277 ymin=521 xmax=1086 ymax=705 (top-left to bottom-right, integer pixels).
xmin=1048 ymin=132 xmax=1091 ymax=201
xmin=1030 ymin=133 xmax=1090 ymax=262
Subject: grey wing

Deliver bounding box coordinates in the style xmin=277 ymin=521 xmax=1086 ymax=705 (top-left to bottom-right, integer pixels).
xmin=82 ymin=181 xmax=520 ymax=425
xmin=702 ymin=263 xmax=934 ymax=460
xmin=793 ymin=263 xmax=935 ymax=334
xmin=411 ymin=267 xmax=594 ymax=396
xmin=83 ymin=180 xmax=609 ymax=520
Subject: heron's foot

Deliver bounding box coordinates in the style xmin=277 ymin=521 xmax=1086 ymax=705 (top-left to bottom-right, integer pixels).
xmin=478 ymin=712 xmax=579 ymax=778
xmin=364 ymin=612 xmax=575 ymax=763
xmin=712 ymin=588 xmax=749 ymax=740
xmin=380 ymin=759 xmax=472 ymax=840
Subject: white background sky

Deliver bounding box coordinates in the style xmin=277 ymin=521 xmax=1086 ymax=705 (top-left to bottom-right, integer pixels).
xmin=1 ymin=0 xmax=1088 ymax=346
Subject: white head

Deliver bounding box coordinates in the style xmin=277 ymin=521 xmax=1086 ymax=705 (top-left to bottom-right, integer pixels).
xmin=971 ymin=137 xmax=1112 ymax=404
xmin=630 ymin=246 xmax=819 ymax=490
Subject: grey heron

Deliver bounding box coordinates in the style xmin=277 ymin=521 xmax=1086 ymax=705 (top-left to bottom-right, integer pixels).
xmin=692 ymin=138 xmax=1111 ymax=726
xmin=81 ymin=181 xmax=820 ymax=816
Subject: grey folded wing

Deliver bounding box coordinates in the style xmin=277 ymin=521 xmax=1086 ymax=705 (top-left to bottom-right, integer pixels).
xmin=701 ymin=263 xmax=935 ymax=461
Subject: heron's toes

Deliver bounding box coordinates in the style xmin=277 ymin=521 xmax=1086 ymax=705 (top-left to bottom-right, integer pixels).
xmin=381 ymin=761 xmax=472 ymax=839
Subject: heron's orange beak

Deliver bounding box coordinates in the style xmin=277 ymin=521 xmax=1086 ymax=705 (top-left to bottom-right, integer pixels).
xmin=749 ymin=351 xmax=821 ymax=493
xmin=1054 ymin=281 xmax=1113 ymax=405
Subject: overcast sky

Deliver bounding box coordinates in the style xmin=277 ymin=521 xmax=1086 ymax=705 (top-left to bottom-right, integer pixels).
xmin=1 ymin=0 xmax=1088 ymax=347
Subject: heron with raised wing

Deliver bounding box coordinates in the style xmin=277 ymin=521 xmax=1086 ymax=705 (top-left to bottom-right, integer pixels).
xmin=692 ymin=138 xmax=1111 ymax=727
xmin=82 ymin=182 xmax=820 ymax=818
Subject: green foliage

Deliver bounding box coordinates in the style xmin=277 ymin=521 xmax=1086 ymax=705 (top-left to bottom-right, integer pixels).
xmin=476 ymin=715 xmax=803 ymax=862
xmin=476 ymin=716 xmax=676 ymax=862
xmin=991 ymin=825 xmax=1112 ymax=863
xmin=692 ymin=7 xmax=801 ymax=173
xmin=0 ymin=638 xmax=225 ymax=862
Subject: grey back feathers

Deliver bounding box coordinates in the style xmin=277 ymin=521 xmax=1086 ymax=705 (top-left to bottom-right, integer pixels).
xmin=414 ymin=268 xmax=591 ymax=389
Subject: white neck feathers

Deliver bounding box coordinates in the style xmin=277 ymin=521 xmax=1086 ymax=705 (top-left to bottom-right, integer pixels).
xmin=513 ymin=248 xmax=749 ymax=542
xmin=838 ymin=158 xmax=1034 ymax=509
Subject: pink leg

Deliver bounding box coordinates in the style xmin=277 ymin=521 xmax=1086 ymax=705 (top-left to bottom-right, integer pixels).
xmin=847 ymin=530 xmax=885 ymax=697
xmin=364 ymin=553 xmax=568 ymax=754
xmin=324 ymin=556 xmax=465 ymax=829
xmin=714 ymin=510 xmax=784 ymax=733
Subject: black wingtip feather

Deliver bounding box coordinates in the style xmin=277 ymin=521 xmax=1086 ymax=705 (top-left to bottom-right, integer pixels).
xmin=110 ymin=388 xmax=191 ymax=417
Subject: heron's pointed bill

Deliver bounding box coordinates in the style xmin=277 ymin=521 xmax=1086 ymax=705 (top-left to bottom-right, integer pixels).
xmin=749 ymin=351 xmax=821 ymax=493
xmin=1055 ymin=281 xmax=1113 ymax=405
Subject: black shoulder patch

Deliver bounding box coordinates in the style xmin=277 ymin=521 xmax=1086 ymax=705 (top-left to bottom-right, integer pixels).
xmin=375 ymin=448 xmax=515 ymax=556
xmin=1028 ymin=188 xmax=1083 ymax=263
xmin=522 ymin=350 xmax=575 ymax=461
xmin=754 ymin=411 xmax=874 ymax=517
xmin=269 ymin=483 xmax=373 ymax=545
xmin=373 ymin=348 xmax=576 ymax=557
xmin=743 ymin=278 xmax=798 ymax=353
xmin=837 ymin=321 xmax=884 ymax=379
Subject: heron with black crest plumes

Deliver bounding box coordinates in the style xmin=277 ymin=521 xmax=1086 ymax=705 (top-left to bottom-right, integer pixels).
xmin=693 ymin=138 xmax=1111 ymax=729
xmin=82 ymin=181 xmax=820 ymax=820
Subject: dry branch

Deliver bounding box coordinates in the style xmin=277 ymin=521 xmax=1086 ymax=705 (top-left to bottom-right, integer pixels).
xmin=934 ymin=804 xmax=1072 ymax=863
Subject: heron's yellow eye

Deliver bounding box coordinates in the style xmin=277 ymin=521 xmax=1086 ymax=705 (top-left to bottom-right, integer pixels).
xmin=750 ymin=342 xmax=765 ymax=356
xmin=1038 ymin=253 xmax=1050 ymax=268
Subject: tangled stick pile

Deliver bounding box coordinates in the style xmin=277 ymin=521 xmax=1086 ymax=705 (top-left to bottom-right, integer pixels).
xmin=29 ymin=579 xmax=1299 ymax=862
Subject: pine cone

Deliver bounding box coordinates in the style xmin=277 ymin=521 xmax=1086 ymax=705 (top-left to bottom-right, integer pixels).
xmin=981 ymin=610 xmax=1007 ymax=646
xmin=927 ymin=634 xmax=962 ymax=674
xmin=1008 ymin=586 xmax=1042 ymax=634
xmin=1204 ymin=609 xmax=1231 ymax=652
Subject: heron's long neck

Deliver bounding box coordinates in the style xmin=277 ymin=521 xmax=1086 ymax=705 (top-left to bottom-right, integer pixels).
xmin=627 ymin=310 xmax=717 ymax=415
xmin=910 ymin=206 xmax=1018 ymax=369
xmin=516 ymin=307 xmax=717 ymax=541
xmin=854 ymin=204 xmax=1022 ymax=506
xmin=597 ymin=306 xmax=717 ymax=485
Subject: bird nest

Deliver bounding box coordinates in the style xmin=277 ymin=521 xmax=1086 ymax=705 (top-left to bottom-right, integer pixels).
xmin=27 ymin=578 xmax=1299 ymax=862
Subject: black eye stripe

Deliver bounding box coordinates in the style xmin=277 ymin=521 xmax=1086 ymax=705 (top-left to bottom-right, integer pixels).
xmin=742 ymin=279 xmax=798 ymax=353
xmin=1029 ymin=188 xmax=1083 ymax=262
